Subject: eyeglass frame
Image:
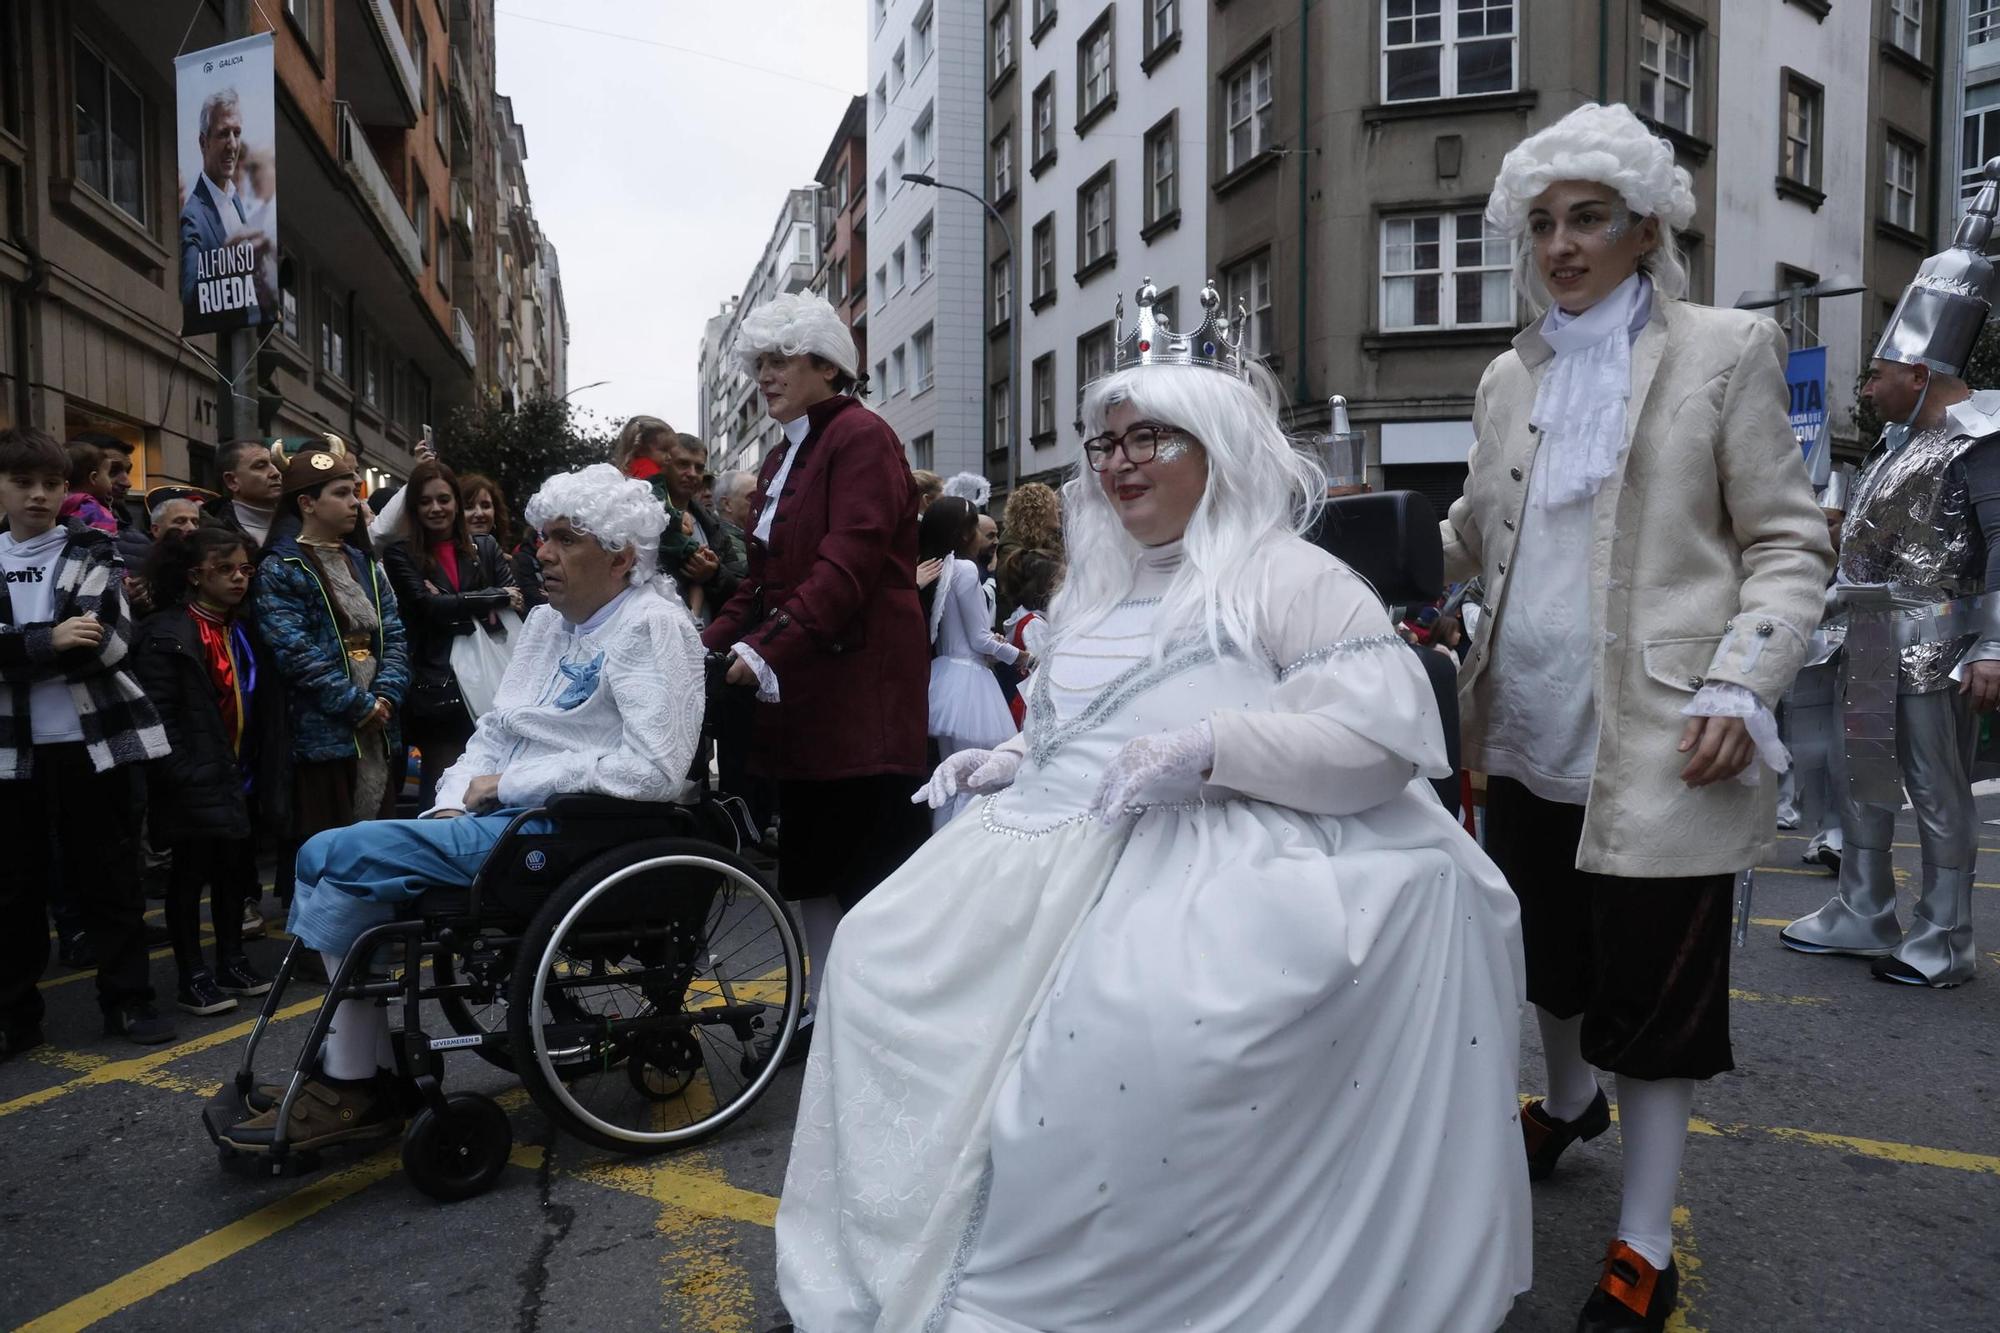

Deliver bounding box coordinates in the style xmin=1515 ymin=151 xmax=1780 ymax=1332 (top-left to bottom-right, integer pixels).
xmin=1081 ymin=421 xmax=1196 ymax=472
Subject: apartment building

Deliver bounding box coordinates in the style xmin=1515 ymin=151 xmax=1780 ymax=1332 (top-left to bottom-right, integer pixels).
xmin=867 ymin=0 xmax=985 ymax=475
xmin=813 ymin=95 xmax=871 ymax=386
xmin=983 ymin=0 xmax=1022 ymax=491
xmin=1713 ymin=0 xmax=1872 ymax=452
xmin=997 ymin=0 xmax=1207 ymax=490
xmin=699 ymin=188 xmax=819 ymax=473
xmin=0 ymin=1 xmax=562 ymax=497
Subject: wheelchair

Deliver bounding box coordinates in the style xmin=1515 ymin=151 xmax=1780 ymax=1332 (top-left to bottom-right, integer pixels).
xmin=201 ymin=792 xmax=803 ymax=1202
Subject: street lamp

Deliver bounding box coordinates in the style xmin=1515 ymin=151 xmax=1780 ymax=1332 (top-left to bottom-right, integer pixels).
xmin=903 ymin=172 xmax=1020 ymax=494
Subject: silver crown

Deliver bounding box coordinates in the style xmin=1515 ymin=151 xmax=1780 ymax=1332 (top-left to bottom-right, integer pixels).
xmin=1106 ymin=277 xmax=1250 ymax=381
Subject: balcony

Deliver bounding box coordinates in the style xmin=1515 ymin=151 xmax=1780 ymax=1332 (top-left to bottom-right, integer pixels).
xmin=336 ymin=102 xmax=423 ymax=282
xmin=450 ymin=48 xmax=475 ymax=134
xmin=337 ymin=0 xmax=423 ymax=128
xmin=450 ymin=178 xmax=474 ymax=255
xmin=452 ymin=306 xmax=476 ymax=369
xmin=450 ymin=0 xmax=475 ymax=51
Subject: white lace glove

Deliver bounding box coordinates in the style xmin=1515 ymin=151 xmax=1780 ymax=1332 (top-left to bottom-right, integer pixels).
xmin=1683 ymin=682 xmax=1788 ymax=787
xmin=912 ymin=747 xmax=1023 ymax=808
xmin=1086 ymin=720 xmax=1215 ymax=826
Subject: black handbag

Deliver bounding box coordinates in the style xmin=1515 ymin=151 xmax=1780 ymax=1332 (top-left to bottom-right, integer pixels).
xmin=405 ymin=675 xmax=468 ymax=724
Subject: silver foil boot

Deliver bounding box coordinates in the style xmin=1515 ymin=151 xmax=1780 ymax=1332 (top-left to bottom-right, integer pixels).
xmin=1878 ymin=866 xmax=1977 ymax=986
xmin=1781 ymin=844 xmax=1902 ymax=956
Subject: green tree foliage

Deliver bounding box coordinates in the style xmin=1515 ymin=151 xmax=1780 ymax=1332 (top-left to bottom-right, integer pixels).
xmin=435 ymin=394 xmax=613 ymax=513
xmin=1853 ymin=318 xmax=2000 ymax=445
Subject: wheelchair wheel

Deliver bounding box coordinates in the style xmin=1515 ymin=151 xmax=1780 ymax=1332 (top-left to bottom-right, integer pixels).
xmin=507 ymin=838 xmax=802 ymax=1155
xmin=402 ymin=1091 xmax=512 ymax=1202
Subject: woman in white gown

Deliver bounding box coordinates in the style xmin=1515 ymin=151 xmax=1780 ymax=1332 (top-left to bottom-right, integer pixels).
xmin=772 ymin=284 xmax=1529 ymax=1333
xmin=921 ymin=497 xmax=1029 ymax=827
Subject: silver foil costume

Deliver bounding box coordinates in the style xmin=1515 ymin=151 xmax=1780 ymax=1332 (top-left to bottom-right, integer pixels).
xmin=1783 ymin=164 xmax=2000 ymax=987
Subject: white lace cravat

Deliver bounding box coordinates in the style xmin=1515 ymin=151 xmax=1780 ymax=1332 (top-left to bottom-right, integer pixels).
xmin=1528 ymin=273 xmax=1650 ymax=507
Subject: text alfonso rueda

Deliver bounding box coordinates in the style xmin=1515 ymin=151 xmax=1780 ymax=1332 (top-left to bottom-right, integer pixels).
xmin=192 ymin=240 xmax=259 ymax=315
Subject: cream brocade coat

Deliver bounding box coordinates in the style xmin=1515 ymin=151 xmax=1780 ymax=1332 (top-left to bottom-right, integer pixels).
xmin=1443 ymin=295 xmax=1836 ymax=878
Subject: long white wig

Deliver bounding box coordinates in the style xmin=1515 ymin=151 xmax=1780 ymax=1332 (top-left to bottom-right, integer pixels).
xmin=523 ymin=463 xmax=668 ymax=586
xmin=733 ymin=290 xmax=859 ymax=379
xmin=1485 ymin=102 xmax=1697 ymax=314
xmin=1052 ymin=362 xmax=1325 ymax=658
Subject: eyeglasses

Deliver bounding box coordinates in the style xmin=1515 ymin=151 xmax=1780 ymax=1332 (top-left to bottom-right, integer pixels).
xmin=203 ymin=563 xmax=258 ymax=578
xmin=1082 ymin=423 xmax=1193 ymax=472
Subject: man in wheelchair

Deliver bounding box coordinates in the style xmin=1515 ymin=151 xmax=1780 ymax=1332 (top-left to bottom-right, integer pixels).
xmin=220 ymin=464 xmax=706 ymax=1153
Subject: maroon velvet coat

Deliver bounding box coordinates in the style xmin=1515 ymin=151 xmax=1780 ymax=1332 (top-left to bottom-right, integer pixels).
xmin=702 ymin=395 xmax=928 ymax=781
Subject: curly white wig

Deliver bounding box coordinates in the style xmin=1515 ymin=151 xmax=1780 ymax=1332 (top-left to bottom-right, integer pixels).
xmin=523 ymin=463 xmax=668 ymax=585
xmin=1486 ymin=102 xmax=1697 ymax=313
xmin=733 ymin=291 xmax=859 ymax=380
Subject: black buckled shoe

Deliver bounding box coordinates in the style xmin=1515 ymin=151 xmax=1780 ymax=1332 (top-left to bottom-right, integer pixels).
xmin=1575 ymin=1240 xmax=1678 ymax=1331
xmin=1522 ymin=1087 xmax=1611 ymax=1181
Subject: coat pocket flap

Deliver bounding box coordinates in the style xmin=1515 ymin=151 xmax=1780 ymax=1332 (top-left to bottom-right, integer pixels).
xmin=1640 ymin=635 xmax=1724 ymax=693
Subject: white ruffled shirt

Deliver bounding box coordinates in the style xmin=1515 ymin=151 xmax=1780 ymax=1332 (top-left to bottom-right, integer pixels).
xmin=733 ymin=414 xmax=813 ymax=701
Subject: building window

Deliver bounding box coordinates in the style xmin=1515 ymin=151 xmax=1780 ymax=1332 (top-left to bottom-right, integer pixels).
xmin=874 ymin=358 xmax=889 ymax=394
xmin=1032 ymin=353 xmax=1056 ymax=438
xmin=414 ymin=181 xmax=432 ymax=262
xmin=1032 ymin=213 xmax=1057 ymax=304
xmin=912 ymin=103 xmax=934 ymax=169
xmin=912 ymin=1 xmax=934 ymax=69
xmin=1380 ymin=211 xmax=1510 ymax=330
xmin=1078 ymin=169 xmax=1114 ymax=274
xmin=434 ymin=75 xmax=449 ymax=153
xmin=913 ymin=325 xmax=935 ymax=394
xmin=875 ymin=0 xmax=888 ymax=30
xmin=892 ymin=43 xmax=906 ymax=95
xmin=285 ymin=0 xmax=320 ymax=40
xmin=437 ymin=217 xmax=452 ymax=295
xmin=795 ymin=224 xmax=815 ymax=264
xmin=1144 ymin=115 xmax=1178 ymax=227
xmin=359 ymin=324 xmax=381 ymax=407
xmin=1782 ymin=72 xmax=1822 ymax=190
xmin=892 ymin=144 xmax=906 ymax=188
xmin=1639 ymin=11 xmax=1697 ymax=134
xmin=1076 ymin=324 xmax=1114 ymax=422
xmin=891 ymin=346 xmax=906 ymax=396
xmin=1381 ymin=0 xmax=1517 ymax=103
xmin=893 ymin=244 xmax=907 ymax=291
xmin=993 ymin=255 xmax=1013 ymax=326
xmin=1223 ymin=51 xmax=1274 ymax=174
xmin=994 ymin=127 xmax=1015 ymax=198
xmin=1974 ymin=0 xmax=2000 ymax=45
xmin=991 ymin=377 xmax=1011 ymax=453
xmin=1776 ymin=263 xmax=1821 ymax=350
xmin=827 ymin=254 xmax=848 ymax=305
xmin=875 ymin=264 xmax=888 ymax=306
xmin=72 ymin=37 xmax=147 ymax=223
xmin=910 ymin=432 xmax=935 ymax=470
xmin=874 ymin=77 xmax=887 ymax=125
xmin=1223 ymin=251 xmax=1275 ymax=356
xmin=1033 ymin=0 xmax=1057 ymax=36
xmin=319 ymin=288 xmax=348 ymax=381
xmin=993 ymin=5 xmax=1015 ymax=80
xmin=874 ymin=170 xmax=888 ymax=215
xmin=1884 ymin=134 xmax=1921 ymax=231
xmin=1032 ymin=76 xmax=1057 ymax=168
xmin=1149 ymin=0 xmax=1181 ymax=56
xmin=915 ymin=215 xmax=935 ymax=281
xmin=1079 ymin=12 xmax=1115 ymax=123
xmin=1963 ymin=95 xmax=2000 ymax=204
xmin=1888 ymin=0 xmax=1923 ymax=56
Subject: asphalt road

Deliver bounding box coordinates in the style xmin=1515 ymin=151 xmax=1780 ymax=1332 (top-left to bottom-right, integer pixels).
xmin=3 ymin=803 xmax=1996 ymax=1333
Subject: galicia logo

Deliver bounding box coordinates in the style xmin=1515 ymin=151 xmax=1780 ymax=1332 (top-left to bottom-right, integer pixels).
xmin=3 ymin=567 xmax=44 ymax=584
xmin=203 ymin=61 xmax=213 ymax=72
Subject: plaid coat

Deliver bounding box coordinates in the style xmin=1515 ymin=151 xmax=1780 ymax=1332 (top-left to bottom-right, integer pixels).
xmin=0 ymin=520 xmax=170 ymax=780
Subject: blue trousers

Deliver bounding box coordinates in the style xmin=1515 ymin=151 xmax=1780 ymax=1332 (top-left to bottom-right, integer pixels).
xmin=286 ymin=811 xmax=541 ymax=956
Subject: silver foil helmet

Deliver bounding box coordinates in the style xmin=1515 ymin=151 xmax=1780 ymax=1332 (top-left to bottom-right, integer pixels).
xmin=1873 ymin=157 xmax=2000 ymax=378
xmin=1321 ymin=396 xmax=1366 ymax=490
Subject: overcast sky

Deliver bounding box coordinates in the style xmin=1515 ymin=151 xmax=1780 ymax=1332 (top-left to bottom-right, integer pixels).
xmin=494 ymin=3 xmax=868 ymax=436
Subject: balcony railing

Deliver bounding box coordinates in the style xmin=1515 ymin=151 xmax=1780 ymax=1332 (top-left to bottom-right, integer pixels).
xmin=336 ymin=103 xmax=423 ymax=282
xmin=339 ymin=0 xmax=423 ymax=126
xmin=453 ymin=306 xmax=476 ymax=368
xmin=449 ymin=178 xmax=474 ymax=255
xmin=450 ymin=48 xmax=475 ymax=130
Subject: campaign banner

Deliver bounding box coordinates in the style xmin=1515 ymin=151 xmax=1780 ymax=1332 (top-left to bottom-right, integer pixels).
xmin=175 ymin=33 xmax=278 ymax=336
xmin=1786 ymin=345 xmax=1829 ymax=463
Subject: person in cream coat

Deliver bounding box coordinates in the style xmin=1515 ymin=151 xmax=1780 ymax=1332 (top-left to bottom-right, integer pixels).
xmin=1441 ymin=103 xmax=1833 ymax=1333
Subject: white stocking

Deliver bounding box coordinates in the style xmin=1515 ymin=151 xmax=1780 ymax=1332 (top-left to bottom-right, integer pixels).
xmin=1614 ymin=1074 xmax=1696 ymax=1270
xmin=797 ymin=896 xmax=844 ymax=1023
xmin=319 ymin=951 xmax=388 ymax=1082
xmin=1536 ymin=1007 xmax=1601 ymax=1121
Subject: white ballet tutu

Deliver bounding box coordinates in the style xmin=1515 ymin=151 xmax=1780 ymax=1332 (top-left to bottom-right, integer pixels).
xmin=929 ymin=655 xmax=1017 ymax=752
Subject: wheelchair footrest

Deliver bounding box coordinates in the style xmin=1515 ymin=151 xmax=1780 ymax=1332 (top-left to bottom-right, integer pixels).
xmin=201 ymin=1085 xmax=258 ymax=1147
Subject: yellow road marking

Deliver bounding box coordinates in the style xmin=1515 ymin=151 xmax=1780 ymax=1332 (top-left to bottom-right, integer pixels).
xmin=1666 ymin=1205 xmax=1707 ymax=1333
xmin=12 ymin=1148 xmax=400 ymax=1333
xmin=578 ymin=1155 xmax=780 ymax=1229
xmin=39 ymin=933 xmax=216 ymax=990
xmin=1727 ymin=988 xmax=1830 ymax=1006
xmin=1761 ymin=1127 xmax=2000 ymax=1175
xmin=0 ymin=996 xmax=322 ymax=1120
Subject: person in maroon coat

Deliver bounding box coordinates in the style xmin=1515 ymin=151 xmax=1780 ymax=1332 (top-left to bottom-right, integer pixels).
xmin=703 ymin=291 xmax=929 ymax=1059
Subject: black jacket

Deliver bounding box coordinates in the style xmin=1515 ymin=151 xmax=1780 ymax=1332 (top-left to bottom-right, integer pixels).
xmin=133 ymin=607 xmax=287 ymax=840
xmin=201 ymin=494 xmax=277 ymax=562
xmin=382 ymin=534 xmax=517 ymax=716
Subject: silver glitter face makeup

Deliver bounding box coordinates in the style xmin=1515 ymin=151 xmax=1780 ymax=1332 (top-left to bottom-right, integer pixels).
xmin=1153 ymin=436 xmax=1193 ymax=464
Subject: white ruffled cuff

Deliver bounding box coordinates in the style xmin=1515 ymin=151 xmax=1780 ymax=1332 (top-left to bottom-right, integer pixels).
xmin=1683 ymin=681 xmax=1788 ymax=785
xmin=731 ymin=641 xmax=780 ymax=703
